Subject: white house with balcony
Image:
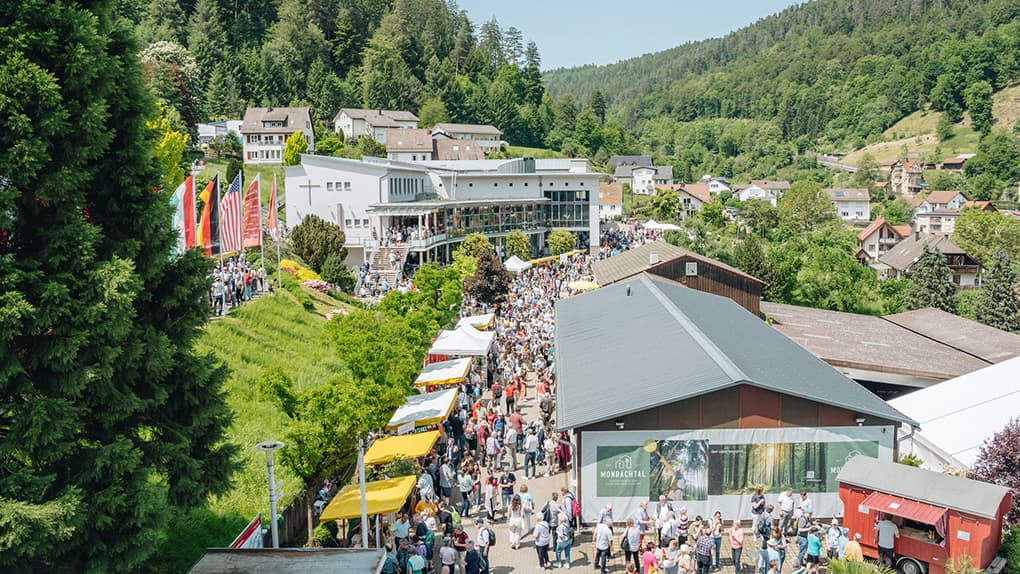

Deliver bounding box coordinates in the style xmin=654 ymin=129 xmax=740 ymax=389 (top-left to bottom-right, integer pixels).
xmin=285 ymin=156 xmax=600 ymax=268
xmin=241 ymin=107 xmax=313 ymax=164
xmin=334 ymin=108 xmax=419 ymax=143
xmin=736 ymin=184 xmax=777 ymax=207
xmin=824 ymin=188 xmax=871 ymax=222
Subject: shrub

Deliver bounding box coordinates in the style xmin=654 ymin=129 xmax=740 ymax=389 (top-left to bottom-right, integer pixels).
xmin=320 ymin=254 xmax=355 ymax=291
xmin=548 ymin=230 xmax=578 ymax=255
xmin=255 ymin=366 xmax=298 ymax=418
xmin=1000 ymin=526 xmax=1020 ymax=574
xmin=288 ymin=215 xmax=347 ymax=272
xmin=899 ymin=453 xmax=924 ymax=467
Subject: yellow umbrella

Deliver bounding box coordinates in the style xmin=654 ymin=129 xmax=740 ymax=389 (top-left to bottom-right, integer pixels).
xmin=567 ymin=279 xmax=599 ymax=291
xmin=319 ymin=476 xmax=417 ymax=523
xmin=364 ymin=431 xmax=441 ymax=466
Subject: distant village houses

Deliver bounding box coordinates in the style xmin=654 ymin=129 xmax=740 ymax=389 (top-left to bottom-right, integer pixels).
xmin=825 ymin=188 xmax=871 ymax=222
xmin=334 ymin=108 xmax=418 ymax=143
xmin=241 ymin=106 xmax=313 ymax=164
xmin=598 ymin=182 xmax=623 ymax=221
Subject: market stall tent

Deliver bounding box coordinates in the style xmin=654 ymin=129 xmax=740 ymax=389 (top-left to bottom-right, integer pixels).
xmin=364 ymin=431 xmax=441 ymax=465
xmin=414 ymin=358 xmax=472 ymax=389
xmin=504 ymin=255 xmax=532 ymax=273
xmin=385 ymin=388 xmax=458 ymax=430
xmin=318 ymin=476 xmax=417 ymax=522
xmin=428 ymin=324 xmax=495 ymax=357
xmin=456 ymin=313 xmax=495 ymax=330
xmin=889 ymin=355 xmax=1020 ymax=470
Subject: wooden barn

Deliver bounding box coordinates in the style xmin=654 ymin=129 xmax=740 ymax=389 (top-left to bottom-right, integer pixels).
xmin=837 ymin=456 xmax=1012 ymax=574
xmin=592 ymin=240 xmax=764 ymax=316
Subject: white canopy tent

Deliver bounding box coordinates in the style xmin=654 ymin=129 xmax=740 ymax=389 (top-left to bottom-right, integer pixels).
xmin=644 ymin=220 xmax=681 ymax=231
xmin=429 ymin=324 xmax=495 ymax=357
xmin=503 ymin=255 xmax=532 ymax=273
xmin=890 ymin=355 xmax=1020 ymax=470
xmin=386 ymin=388 xmax=459 ymax=430
xmin=414 ymin=357 xmax=473 ymax=389
xmin=456 ymin=313 xmax=495 ymax=330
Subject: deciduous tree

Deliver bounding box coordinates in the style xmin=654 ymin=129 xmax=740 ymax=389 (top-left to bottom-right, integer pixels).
xmin=504 ymin=230 xmax=532 ymax=260
xmin=283 ymin=130 xmax=308 ymax=166
xmin=971 ymin=417 xmax=1020 ymax=525
xmin=651 ymin=187 xmax=680 ymax=221
xmin=953 ymin=208 xmax=1020 ymax=265
xmin=548 ymin=230 xmax=578 ymax=255
xmin=779 ymin=181 xmax=835 ymax=234
xmin=463 ymin=251 xmax=511 ymax=306
xmin=459 ymin=232 xmax=494 ymax=258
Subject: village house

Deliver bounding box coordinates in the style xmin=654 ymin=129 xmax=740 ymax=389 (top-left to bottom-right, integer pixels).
xmin=384 ymin=128 xmax=433 ymax=162
xmin=613 ymin=164 xmax=673 ymax=194
xmin=598 ymin=182 xmax=623 ymax=221
xmin=700 ymin=174 xmax=731 ymax=195
xmin=676 ymin=183 xmax=710 ymax=218
xmin=736 ymin=183 xmax=777 ymax=207
xmin=431 ymin=123 xmax=503 ymax=153
xmin=890 ymin=159 xmax=925 ymax=196
xmin=241 ymin=106 xmax=313 ymax=164
xmin=919 ymin=190 xmax=968 ymax=211
xmin=939 ymin=154 xmax=975 ymax=171
xmin=606 ymin=155 xmax=652 ymax=170
xmin=432 ymin=139 xmax=484 ymax=161
xmin=910 ymin=191 xmax=969 ymax=234
xmin=334 ymin=108 xmax=419 ymax=143
xmin=749 ymin=179 xmax=791 ymax=197
xmin=856 ymin=217 xmax=911 ymax=263
xmin=876 ymin=233 xmax=982 ymax=287
xmin=825 ymin=188 xmax=871 ymax=222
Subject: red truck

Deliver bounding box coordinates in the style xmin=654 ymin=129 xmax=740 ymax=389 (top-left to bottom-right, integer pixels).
xmin=837 ymin=456 xmax=1012 ymax=574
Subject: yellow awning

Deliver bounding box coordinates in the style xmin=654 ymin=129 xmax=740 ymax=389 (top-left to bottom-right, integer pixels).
xmin=414 ymin=358 xmax=472 ymax=388
xmin=364 ymin=431 xmax=441 ymax=466
xmin=528 ymin=249 xmax=587 ymax=266
xmin=319 ymin=475 xmax=417 ymax=523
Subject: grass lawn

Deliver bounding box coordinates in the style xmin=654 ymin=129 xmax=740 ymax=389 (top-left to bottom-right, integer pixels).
xmin=502 ymin=145 xmax=566 ymax=159
xmin=623 ymin=189 xmax=654 ymax=218
xmin=195 ymin=158 xmax=286 ymax=206
xmin=159 ymin=287 xmax=350 ymax=572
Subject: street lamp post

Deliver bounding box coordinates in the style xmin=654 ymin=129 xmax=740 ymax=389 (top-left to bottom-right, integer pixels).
xmin=254 ymin=440 xmax=285 ymax=548
xmin=357 ymin=438 xmax=369 ymax=549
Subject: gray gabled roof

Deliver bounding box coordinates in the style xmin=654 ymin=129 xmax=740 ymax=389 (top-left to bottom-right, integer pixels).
xmin=555 ymin=275 xmax=914 ymax=430
xmin=837 ymin=455 xmax=1010 ymax=519
xmin=592 ymin=240 xmax=763 ymax=287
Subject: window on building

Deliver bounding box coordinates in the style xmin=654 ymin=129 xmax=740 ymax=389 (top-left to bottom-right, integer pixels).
xmin=344 ymin=219 xmax=352 ymax=227
xmin=344 ymin=182 xmax=351 ymax=191
xmin=326 ymin=182 xmax=334 ymax=191
xmin=362 ymin=219 xmax=369 ymax=227
xmin=841 ymin=211 xmax=849 ymax=217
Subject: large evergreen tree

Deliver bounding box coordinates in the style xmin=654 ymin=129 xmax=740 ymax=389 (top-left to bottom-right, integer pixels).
xmin=905 ymin=246 xmax=959 ymax=313
xmin=0 ymin=0 xmax=235 ymax=570
xmin=977 ymin=248 xmax=1020 ymax=332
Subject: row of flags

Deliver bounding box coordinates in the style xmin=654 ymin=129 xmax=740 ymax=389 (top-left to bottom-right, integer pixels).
xmin=171 ymin=172 xmax=280 ymax=257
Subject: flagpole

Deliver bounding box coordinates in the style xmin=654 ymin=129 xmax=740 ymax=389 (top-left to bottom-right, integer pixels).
xmin=258 ymin=174 xmax=265 ymax=269
xmin=275 ymin=174 xmax=282 ymax=291
xmin=216 ymin=171 xmax=224 ymax=268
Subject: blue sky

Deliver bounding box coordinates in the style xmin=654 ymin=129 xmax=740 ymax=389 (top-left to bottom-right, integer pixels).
xmin=455 ymin=0 xmax=803 ymax=71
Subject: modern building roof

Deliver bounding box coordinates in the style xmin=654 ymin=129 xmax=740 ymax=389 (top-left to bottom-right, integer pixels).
xmin=824 ymin=188 xmax=870 ymax=201
xmin=837 ymin=455 xmax=1011 ymax=519
xmin=890 ymin=356 xmax=1020 ymax=469
xmin=878 ymin=233 xmax=968 ymax=272
xmin=385 ymin=128 xmax=433 ymax=153
xmin=188 ymin=548 xmax=386 ymax=574
xmin=242 ymin=107 xmax=311 ymax=134
xmin=761 ymin=301 xmax=990 ymax=384
xmin=555 ymin=274 xmax=913 ymax=430
xmin=924 ymin=190 xmax=967 ymax=205
xmin=599 ymin=182 xmax=623 ymax=206
xmin=337 ymin=107 xmax=419 ymax=124
xmin=607 ymin=155 xmax=653 ymax=169
xmin=591 ymin=240 xmax=763 ymax=287
xmin=432 ymin=122 xmax=502 ymax=136
xmin=884 ymin=308 xmax=1020 ymax=363
xmin=433 ymin=139 xmax=484 ymax=160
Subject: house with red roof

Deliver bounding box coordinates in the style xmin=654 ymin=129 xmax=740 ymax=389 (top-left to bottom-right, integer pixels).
xmin=856 ymin=217 xmax=911 ymax=262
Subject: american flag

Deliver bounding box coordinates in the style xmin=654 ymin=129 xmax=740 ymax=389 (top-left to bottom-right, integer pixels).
xmin=220 ymin=172 xmax=243 ymax=252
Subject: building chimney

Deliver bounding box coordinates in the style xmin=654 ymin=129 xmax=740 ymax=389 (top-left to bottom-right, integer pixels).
xmin=649 ymin=252 xmax=661 ymax=265
xmin=267 ymin=104 xmax=273 ymax=112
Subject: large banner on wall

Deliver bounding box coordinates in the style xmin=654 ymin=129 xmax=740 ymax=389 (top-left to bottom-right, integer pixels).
xmin=580 ymin=426 xmax=893 ymax=524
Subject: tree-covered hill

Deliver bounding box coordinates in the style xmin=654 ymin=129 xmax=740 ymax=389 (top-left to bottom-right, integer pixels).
xmin=544 ymin=0 xmax=1020 ymax=155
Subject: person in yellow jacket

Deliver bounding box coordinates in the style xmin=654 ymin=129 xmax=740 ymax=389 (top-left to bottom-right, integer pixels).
xmin=842 ymin=533 xmax=864 ymax=562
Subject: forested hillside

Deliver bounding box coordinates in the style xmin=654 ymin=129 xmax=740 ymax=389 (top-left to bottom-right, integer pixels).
xmin=119 ymin=0 xmax=549 ymax=145
xmin=544 ymin=0 xmax=1020 ymax=186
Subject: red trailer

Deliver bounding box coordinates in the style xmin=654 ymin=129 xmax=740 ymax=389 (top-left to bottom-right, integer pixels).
xmin=837 ymin=456 xmax=1012 ymax=574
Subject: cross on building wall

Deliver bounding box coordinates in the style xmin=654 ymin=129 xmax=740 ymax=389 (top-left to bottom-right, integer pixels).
xmin=299 ymin=179 xmax=320 ymax=205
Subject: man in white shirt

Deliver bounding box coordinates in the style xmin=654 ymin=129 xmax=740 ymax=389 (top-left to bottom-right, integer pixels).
xmin=593 ymin=519 xmax=614 ymax=573
xmin=777 ymin=488 xmax=795 ymax=532
xmin=523 ymin=428 xmax=540 ymax=479
xmin=475 ymin=517 xmax=491 ymax=566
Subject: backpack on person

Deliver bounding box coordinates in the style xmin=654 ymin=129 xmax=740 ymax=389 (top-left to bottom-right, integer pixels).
xmin=542 ymin=502 xmax=554 ymax=525
xmin=758 ymin=515 xmax=772 ymax=539
xmin=485 ymin=527 xmax=497 ymax=547
xmin=570 ymin=495 xmax=581 ymax=518
xmin=523 ymin=497 xmax=534 ymax=513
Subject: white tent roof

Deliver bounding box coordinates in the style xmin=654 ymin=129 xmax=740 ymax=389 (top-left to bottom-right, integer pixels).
xmin=386 ymin=388 xmax=458 ymax=429
xmin=456 ymin=313 xmax=495 ymax=330
xmin=890 ymin=355 xmax=1020 ymax=469
xmin=415 ymin=358 xmax=473 ymax=387
xmin=644 ymin=220 xmax=681 ymax=231
xmin=429 ymin=324 xmax=495 ymax=357
xmin=504 ymin=255 xmax=532 ymax=273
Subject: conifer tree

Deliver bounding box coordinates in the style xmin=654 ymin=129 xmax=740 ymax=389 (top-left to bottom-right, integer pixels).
xmin=977 ymin=248 xmax=1020 ymax=332
xmin=0 ymin=1 xmax=235 ymax=570
xmin=905 ymin=246 xmax=959 ymax=313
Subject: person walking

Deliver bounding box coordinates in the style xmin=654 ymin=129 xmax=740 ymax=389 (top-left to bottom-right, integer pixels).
xmin=440 ymin=537 xmax=457 ymax=574
xmin=534 ymin=515 xmax=552 ymax=569
xmin=593 ymin=519 xmax=614 ymax=574
xmin=730 ymin=520 xmax=744 ymax=574
xmin=523 ymin=427 xmax=539 ymax=479
xmin=642 ymin=541 xmax=660 ymax=574
xmin=804 ymin=527 xmax=822 ymax=574
xmin=475 ymin=518 xmax=491 ymax=574
xmin=555 ymin=514 xmax=574 ymax=568
xmin=520 ymin=483 xmax=535 ymax=534
xmin=622 ymin=518 xmax=641 ymax=572
xmin=711 ymin=512 xmax=724 ymax=571
xmin=465 ymin=540 xmax=482 ymax=574
xmin=662 ymin=539 xmax=680 ymax=574
xmin=750 ymin=488 xmax=765 ymax=542
xmin=695 ymin=528 xmax=715 ymax=574
xmin=507 ymin=495 xmax=524 ymax=550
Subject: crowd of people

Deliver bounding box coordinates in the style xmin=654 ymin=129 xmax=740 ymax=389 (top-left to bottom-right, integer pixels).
xmin=208 ymin=254 xmax=269 ymax=316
